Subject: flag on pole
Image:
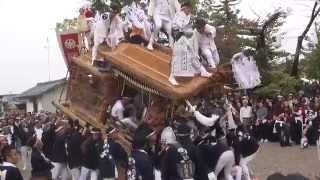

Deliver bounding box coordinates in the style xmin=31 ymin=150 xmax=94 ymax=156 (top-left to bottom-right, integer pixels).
xmin=56 ymin=31 xmax=80 ymax=69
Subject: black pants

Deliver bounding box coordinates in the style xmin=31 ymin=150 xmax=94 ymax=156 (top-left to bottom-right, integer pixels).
xmin=242 ymin=117 xmax=254 ymax=135
xmin=254 ymin=122 xmax=269 ymax=141
xmin=226 ymin=129 xmax=236 ymax=146
xmin=129 ymin=35 xmax=148 ymax=46
xmin=306 ymin=127 xmax=318 ymax=145
xmin=290 ymin=120 xmax=302 ymax=144
xmin=252 ymin=124 xmax=261 ymax=140
xmin=267 ymin=121 xmax=278 ymax=142
xmin=275 ymin=123 xmax=290 ymax=146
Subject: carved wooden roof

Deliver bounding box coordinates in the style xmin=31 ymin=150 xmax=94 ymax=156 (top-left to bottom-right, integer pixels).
xmin=99 ymin=43 xmax=230 ymax=99
xmin=72 ymin=43 xmax=231 ymax=100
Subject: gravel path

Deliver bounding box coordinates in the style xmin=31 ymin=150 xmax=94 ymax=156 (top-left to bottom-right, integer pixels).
xmin=251 ymin=143 xmax=320 ymax=179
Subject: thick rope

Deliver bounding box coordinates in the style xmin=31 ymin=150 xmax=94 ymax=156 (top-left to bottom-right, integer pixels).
xmin=112 ymin=68 xmax=167 ymax=98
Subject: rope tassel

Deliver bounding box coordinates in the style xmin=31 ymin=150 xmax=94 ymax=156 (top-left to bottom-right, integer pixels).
xmin=112 ymin=68 xmax=166 ymax=97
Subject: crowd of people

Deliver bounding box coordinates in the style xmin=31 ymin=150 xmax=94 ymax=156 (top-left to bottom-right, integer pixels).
xmin=220 ymin=90 xmax=320 ymax=148
xmin=77 ymin=0 xmax=261 ymax=88
xmin=0 ymin=102 xmax=259 ymax=180
xmin=0 ymin=87 xmax=318 ymax=180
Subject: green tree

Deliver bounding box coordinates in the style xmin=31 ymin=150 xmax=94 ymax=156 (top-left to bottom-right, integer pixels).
xmin=90 ymin=0 xmax=109 ymax=12
xmin=211 ymin=0 xmax=240 ymax=25
xmin=253 ymin=10 xmax=288 ymax=74
xmin=90 ymin=0 xmax=125 ymax=13
xmin=291 ymin=2 xmax=320 ymax=77
xmin=304 ymin=33 xmax=320 ymax=80
xmin=254 ymin=71 xmax=301 ymax=97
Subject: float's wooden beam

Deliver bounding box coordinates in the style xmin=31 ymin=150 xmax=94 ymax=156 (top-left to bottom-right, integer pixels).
xmin=72 ymin=56 xmax=112 ymax=79
xmin=52 ymin=101 xmax=132 ymax=153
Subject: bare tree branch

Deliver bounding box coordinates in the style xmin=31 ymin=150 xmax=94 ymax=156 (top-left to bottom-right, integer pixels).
xmin=291 ymin=2 xmax=320 ymax=77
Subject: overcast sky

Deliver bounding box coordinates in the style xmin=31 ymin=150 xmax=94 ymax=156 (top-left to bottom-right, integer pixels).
xmin=0 ymin=0 xmax=317 ymax=94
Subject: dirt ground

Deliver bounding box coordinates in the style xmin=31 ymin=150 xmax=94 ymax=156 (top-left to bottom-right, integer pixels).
xmin=20 ymin=142 xmax=320 ymax=180
xmin=251 ymin=143 xmax=320 ymax=179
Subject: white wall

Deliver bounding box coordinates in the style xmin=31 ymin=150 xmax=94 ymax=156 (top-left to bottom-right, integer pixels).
xmin=38 ymin=101 xmax=43 ymax=112
xmin=26 ymin=100 xmax=34 ymax=113
xmin=37 ymin=84 xmax=67 ymax=113
xmin=24 ymin=84 xmax=67 ymax=113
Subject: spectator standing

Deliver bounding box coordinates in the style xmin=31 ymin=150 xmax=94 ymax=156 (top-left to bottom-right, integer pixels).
xmin=255 ymin=101 xmax=268 ymax=142
xmin=240 ymin=98 xmax=253 ymax=133
xmin=29 ymin=137 xmax=54 ymax=180
xmin=0 ymin=146 xmax=23 ymax=180
xmin=79 ymin=128 xmax=103 ymax=180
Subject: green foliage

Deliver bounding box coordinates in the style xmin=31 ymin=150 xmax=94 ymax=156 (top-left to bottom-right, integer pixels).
xmin=304 ymin=46 xmax=320 ymax=80
xmin=55 ymin=18 xmax=78 ymax=32
xmin=255 ymin=11 xmax=287 ymax=73
xmin=91 ymin=0 xmax=108 ymax=12
xmin=180 ymin=0 xmax=197 ymax=9
xmin=90 ymin=0 xmax=125 ymax=13
xmin=303 ymin=33 xmax=320 ymax=80
xmin=196 ymin=0 xmax=240 ymax=25
xmin=211 ymin=0 xmax=240 ymax=26
xmin=254 ymin=71 xmax=301 ymax=97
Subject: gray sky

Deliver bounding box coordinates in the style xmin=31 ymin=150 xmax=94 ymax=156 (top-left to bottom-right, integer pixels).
xmin=0 ymin=0 xmax=317 ymax=94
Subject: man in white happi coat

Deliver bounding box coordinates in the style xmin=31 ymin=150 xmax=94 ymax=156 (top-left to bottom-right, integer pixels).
xmin=91 ymin=11 xmax=110 ymax=64
xmin=111 ymin=97 xmax=138 ymax=129
xmin=186 ymin=100 xmax=235 ymax=180
xmin=107 ymin=5 xmax=125 ymax=49
xmin=147 ymin=0 xmax=180 ymax=50
xmin=194 ymin=18 xmax=220 ymax=69
xmin=185 ymin=100 xmax=220 ymax=127
xmin=168 ymin=3 xmax=212 ymax=85
xmin=171 ymin=2 xmax=193 ymax=39
xmin=127 ymin=0 xmax=152 ymax=45
xmin=231 ymin=49 xmax=261 ymax=90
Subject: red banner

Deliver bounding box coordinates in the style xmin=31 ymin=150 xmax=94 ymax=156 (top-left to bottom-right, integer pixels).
xmin=57 ymin=32 xmax=80 ymax=69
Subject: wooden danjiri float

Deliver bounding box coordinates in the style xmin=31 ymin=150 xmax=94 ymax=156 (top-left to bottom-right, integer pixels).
xmin=54 ymin=22 xmax=233 ymax=154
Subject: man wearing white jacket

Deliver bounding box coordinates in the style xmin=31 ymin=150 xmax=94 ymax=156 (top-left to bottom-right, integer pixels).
xmin=107 ymin=5 xmax=125 ymax=49
xmin=171 ymin=2 xmax=192 ymax=35
xmin=127 ymin=0 xmax=152 ymax=45
xmin=194 ymin=19 xmax=220 ymax=69
xmin=111 ymin=98 xmax=138 ymax=129
xmin=186 ymin=101 xmax=235 ymax=180
xmin=91 ymin=11 xmax=110 ymax=64
xmin=168 ymin=3 xmax=212 ymax=86
xmin=185 ymin=100 xmax=220 ymax=127
xmin=147 ymin=0 xmax=180 ymax=50
xmin=169 ymin=31 xmax=212 ymax=85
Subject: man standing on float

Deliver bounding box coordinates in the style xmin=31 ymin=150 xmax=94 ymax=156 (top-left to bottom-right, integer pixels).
xmin=168 ymin=3 xmax=212 ymax=86
xmin=147 ymin=0 xmax=180 ymax=50
xmin=194 ymin=18 xmax=220 ymax=70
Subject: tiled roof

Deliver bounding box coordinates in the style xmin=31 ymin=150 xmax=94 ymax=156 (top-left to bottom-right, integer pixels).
xmin=18 ymin=78 xmax=66 ymax=98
